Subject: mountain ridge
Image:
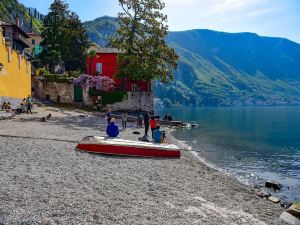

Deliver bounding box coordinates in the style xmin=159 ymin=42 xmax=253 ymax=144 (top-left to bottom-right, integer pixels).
xmin=83 ymin=16 xmax=300 ymax=106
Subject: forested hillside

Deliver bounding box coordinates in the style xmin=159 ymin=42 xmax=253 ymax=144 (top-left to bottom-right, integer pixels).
xmin=0 ymin=0 xmax=43 ymax=32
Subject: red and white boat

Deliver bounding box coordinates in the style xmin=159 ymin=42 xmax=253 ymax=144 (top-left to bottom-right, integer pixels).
xmin=76 ymin=136 xmax=181 ymax=158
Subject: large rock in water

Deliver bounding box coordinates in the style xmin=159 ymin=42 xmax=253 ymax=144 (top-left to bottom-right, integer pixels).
xmin=268 ymin=196 xmax=280 ymax=203
xmin=280 ymin=212 xmax=300 ymax=225
xmin=287 ymin=203 xmax=300 ymax=219
xmin=265 ymin=181 xmax=282 ymax=190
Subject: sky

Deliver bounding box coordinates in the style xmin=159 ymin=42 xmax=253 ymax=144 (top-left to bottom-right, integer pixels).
xmin=19 ymin=0 xmax=300 ymax=43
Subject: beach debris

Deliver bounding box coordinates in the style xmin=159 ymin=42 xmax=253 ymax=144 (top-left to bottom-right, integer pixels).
xmin=280 ymin=212 xmax=300 ymax=225
xmin=265 ymin=181 xmax=282 ymax=190
xmin=191 ymin=124 xmax=198 ymax=128
xmin=287 ymin=203 xmax=300 ymax=219
xmin=138 ymin=135 xmax=150 ymax=142
xmin=254 ymin=184 xmax=263 ymax=189
xmin=41 ymin=113 xmax=52 ymax=122
xmin=133 ymin=131 xmax=140 ymax=135
xmin=79 ymin=114 xmax=88 ymax=118
xmin=40 ymin=219 xmax=56 ymax=225
xmin=268 ymin=196 xmax=280 ymax=203
xmin=255 ymin=189 xmax=270 ymax=198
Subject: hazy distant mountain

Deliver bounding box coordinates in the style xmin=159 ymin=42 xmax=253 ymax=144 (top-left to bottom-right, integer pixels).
xmin=85 ymin=16 xmax=300 ymax=106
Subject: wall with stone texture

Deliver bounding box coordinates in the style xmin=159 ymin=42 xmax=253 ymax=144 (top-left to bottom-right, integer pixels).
xmin=32 ymin=78 xmax=154 ymax=111
xmin=110 ymin=92 xmax=154 ymax=112
xmin=32 ymin=79 xmax=74 ymax=104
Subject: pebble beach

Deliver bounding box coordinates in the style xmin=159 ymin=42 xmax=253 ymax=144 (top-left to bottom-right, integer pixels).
xmin=0 ymin=106 xmax=288 ymax=225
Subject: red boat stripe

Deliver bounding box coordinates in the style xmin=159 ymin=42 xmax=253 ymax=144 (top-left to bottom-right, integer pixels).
xmin=76 ymin=143 xmax=181 ymax=158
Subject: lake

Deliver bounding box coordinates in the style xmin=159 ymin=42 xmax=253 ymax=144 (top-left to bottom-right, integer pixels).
xmin=157 ymin=106 xmax=300 ymax=203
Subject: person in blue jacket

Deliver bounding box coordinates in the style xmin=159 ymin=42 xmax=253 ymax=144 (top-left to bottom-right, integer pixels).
xmin=153 ymin=125 xmax=165 ymax=143
xmin=106 ymin=118 xmax=119 ymax=138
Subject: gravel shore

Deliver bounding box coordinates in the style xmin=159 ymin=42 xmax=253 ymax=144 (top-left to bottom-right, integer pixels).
xmin=0 ymin=106 xmax=287 ymax=225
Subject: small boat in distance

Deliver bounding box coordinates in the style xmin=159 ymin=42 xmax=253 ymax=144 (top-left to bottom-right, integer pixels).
xmin=76 ymin=136 xmax=181 ymax=158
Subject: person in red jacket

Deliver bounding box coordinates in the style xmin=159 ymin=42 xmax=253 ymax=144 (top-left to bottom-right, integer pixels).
xmin=150 ymin=116 xmax=157 ymax=138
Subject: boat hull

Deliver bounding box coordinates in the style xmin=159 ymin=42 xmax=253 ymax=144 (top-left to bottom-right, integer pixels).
xmin=76 ymin=136 xmax=181 ymax=158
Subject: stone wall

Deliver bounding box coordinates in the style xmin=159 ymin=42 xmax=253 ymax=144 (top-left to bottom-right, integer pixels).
xmin=32 ymin=79 xmax=74 ymax=104
xmin=110 ymin=92 xmax=154 ymax=112
xmin=32 ymin=78 xmax=154 ymax=112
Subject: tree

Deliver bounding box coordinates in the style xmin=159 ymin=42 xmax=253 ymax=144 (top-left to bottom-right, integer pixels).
xmin=110 ymin=0 xmax=178 ymax=86
xmin=40 ymin=0 xmax=89 ymax=73
xmin=87 ymin=49 xmax=97 ymax=75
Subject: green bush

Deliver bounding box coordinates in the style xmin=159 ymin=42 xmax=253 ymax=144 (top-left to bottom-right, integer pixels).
xmin=43 ymin=74 xmax=71 ymax=84
xmin=67 ymin=70 xmax=82 ymax=77
xmin=89 ymin=89 xmax=128 ymax=105
xmin=39 ymin=68 xmax=50 ymax=75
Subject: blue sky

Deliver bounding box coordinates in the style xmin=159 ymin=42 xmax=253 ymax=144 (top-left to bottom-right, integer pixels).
xmin=19 ymin=0 xmax=300 ymax=43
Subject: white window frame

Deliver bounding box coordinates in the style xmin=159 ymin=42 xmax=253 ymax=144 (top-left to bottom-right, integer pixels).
xmin=96 ymin=63 xmax=103 ymax=74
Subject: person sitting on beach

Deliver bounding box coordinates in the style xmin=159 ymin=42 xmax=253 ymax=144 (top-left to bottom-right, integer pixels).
xmin=21 ymin=98 xmax=26 ymax=113
xmin=5 ymin=102 xmax=14 ymax=116
xmin=153 ymin=125 xmax=166 ymax=143
xmin=6 ymin=102 xmax=12 ymax=111
xmin=1 ymin=101 xmax=7 ymax=110
xmin=106 ymin=118 xmax=119 ymax=138
xmin=150 ymin=116 xmax=157 ymax=137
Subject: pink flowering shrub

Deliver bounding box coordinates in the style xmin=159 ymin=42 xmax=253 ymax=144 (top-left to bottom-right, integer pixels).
xmin=72 ymin=74 xmax=115 ymax=91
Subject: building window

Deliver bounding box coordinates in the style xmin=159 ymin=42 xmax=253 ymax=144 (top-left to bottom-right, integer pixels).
xmin=96 ymin=63 xmax=102 ymax=74
xmin=32 ymin=39 xmax=35 ymax=45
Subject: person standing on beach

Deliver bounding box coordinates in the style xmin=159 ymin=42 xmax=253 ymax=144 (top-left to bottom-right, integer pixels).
xmin=122 ymin=112 xmax=127 ymax=130
xmin=150 ymin=116 xmax=157 ymax=138
xmin=144 ymin=110 xmax=150 ymax=137
xmin=106 ymin=109 xmax=112 ymax=124
xmin=26 ymin=95 xmax=32 ymax=114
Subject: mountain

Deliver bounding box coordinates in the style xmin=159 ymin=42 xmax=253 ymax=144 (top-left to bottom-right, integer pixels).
xmin=83 ymin=16 xmax=119 ymax=47
xmin=85 ymin=17 xmax=300 ymax=106
xmin=166 ymin=30 xmax=300 ymax=106
xmin=0 ymin=0 xmax=43 ymax=32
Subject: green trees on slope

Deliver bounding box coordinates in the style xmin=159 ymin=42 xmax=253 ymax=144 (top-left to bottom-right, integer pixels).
xmin=110 ymin=0 xmax=179 ymax=85
xmin=39 ymin=0 xmax=89 ymax=73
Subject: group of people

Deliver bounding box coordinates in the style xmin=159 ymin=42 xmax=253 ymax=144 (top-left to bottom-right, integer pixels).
xmin=144 ymin=110 xmax=166 ymax=143
xmin=1 ymin=101 xmax=12 ymax=114
xmin=164 ymin=113 xmax=173 ymax=121
xmin=104 ymin=109 xmax=166 ymax=143
xmin=20 ymin=96 xmax=33 ymax=114
xmin=1 ymin=95 xmax=33 ymax=115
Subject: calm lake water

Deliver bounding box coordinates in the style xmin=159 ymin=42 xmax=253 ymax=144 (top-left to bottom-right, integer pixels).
xmin=157 ymin=106 xmax=300 ymax=203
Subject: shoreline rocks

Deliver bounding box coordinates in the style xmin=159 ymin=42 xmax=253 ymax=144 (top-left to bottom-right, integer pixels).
xmin=265 ymin=181 xmax=282 ymax=191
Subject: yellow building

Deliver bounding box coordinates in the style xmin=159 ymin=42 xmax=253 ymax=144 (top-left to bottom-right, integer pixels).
xmin=0 ymin=24 xmax=31 ymax=100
